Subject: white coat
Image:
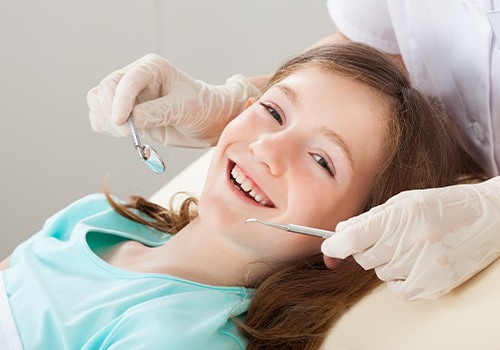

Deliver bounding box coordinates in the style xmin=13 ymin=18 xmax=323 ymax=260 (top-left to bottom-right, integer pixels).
xmin=328 ymin=0 xmax=500 ymax=176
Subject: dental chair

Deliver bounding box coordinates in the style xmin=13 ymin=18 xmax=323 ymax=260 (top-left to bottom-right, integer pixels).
xmin=150 ymin=149 xmax=500 ymax=350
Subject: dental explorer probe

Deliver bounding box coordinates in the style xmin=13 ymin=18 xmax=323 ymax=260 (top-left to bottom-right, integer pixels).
xmin=245 ymin=218 xmax=334 ymax=239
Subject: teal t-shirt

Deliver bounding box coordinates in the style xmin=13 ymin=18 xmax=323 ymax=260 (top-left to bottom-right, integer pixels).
xmin=3 ymin=194 xmax=254 ymax=349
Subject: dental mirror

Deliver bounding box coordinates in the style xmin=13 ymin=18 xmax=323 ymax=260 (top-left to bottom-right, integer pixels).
xmin=126 ymin=115 xmax=166 ymax=174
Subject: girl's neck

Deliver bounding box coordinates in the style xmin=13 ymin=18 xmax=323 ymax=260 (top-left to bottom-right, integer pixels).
xmin=101 ymin=217 xmax=268 ymax=288
xmin=158 ymin=217 xmax=267 ymax=287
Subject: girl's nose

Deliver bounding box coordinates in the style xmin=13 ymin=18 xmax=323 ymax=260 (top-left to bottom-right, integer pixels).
xmin=249 ymin=132 xmax=297 ymax=176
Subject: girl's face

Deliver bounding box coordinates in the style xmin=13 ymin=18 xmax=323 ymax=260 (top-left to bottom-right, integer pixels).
xmin=199 ymin=68 xmax=387 ymax=268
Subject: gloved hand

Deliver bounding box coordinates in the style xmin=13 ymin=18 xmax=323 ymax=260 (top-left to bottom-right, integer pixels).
xmin=321 ymin=176 xmax=500 ymax=300
xmin=87 ymin=54 xmax=261 ymax=147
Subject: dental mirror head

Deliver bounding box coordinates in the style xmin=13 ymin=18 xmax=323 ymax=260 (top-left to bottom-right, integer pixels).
xmin=126 ymin=115 xmax=166 ymax=174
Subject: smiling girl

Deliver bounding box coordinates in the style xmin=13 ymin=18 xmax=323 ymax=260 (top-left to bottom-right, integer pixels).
xmin=0 ymin=43 xmax=484 ymax=350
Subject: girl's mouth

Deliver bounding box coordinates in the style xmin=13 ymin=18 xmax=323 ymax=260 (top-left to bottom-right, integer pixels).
xmin=229 ymin=162 xmax=275 ymax=208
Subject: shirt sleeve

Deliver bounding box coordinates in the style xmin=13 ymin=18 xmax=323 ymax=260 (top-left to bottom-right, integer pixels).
xmin=10 ymin=194 xmax=112 ymax=265
xmin=326 ymin=0 xmax=400 ymax=54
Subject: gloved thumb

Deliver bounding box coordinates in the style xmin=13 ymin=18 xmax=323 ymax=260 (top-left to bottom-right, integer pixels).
xmin=321 ymin=210 xmax=382 ymax=259
xmin=321 ymin=223 xmax=366 ymax=259
xmin=88 ymin=86 xmax=129 ymax=137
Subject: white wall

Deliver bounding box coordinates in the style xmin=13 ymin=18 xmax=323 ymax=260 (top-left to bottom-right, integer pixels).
xmin=0 ymin=0 xmax=334 ymax=258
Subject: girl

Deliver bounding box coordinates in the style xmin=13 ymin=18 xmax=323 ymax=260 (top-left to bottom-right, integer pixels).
xmin=0 ymin=43 xmax=484 ymax=350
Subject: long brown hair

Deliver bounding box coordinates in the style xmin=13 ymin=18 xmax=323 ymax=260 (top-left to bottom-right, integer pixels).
xmin=106 ymin=43 xmax=485 ymax=349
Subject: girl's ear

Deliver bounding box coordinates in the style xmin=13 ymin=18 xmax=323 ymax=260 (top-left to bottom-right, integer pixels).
xmin=243 ymin=97 xmax=256 ymax=110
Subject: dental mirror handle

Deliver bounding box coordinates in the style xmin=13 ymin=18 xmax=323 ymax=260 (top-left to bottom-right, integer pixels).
xmin=127 ymin=115 xmax=145 ymax=159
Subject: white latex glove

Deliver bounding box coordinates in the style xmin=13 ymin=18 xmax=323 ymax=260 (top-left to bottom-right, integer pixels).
xmin=87 ymin=54 xmax=261 ymax=147
xmin=322 ymin=176 xmax=500 ymax=300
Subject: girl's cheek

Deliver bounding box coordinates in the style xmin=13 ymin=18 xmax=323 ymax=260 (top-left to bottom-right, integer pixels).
xmin=228 ymin=112 xmax=251 ymax=130
xmin=219 ymin=116 xmax=245 ymax=142
xmin=226 ymin=114 xmax=258 ymax=138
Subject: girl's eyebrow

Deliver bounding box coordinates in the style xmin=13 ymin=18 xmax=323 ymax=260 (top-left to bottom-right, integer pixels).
xmin=276 ymin=83 xmax=299 ymax=106
xmin=319 ymin=127 xmax=355 ymax=173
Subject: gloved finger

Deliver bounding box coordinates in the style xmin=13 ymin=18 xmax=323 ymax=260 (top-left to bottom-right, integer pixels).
xmin=372 ymin=255 xmax=413 ymax=282
xmin=111 ymin=73 xmax=147 ymax=126
xmin=131 ymin=94 xmax=181 ymax=129
xmin=384 ymin=280 xmax=414 ymax=300
xmin=131 ymin=76 xmax=203 ymax=129
xmin=321 ymin=200 xmax=400 ymax=260
xmin=321 ymin=231 xmax=357 ymax=259
xmin=382 ymin=243 xmax=451 ymax=300
xmin=112 ymin=56 xmax=169 ymax=125
xmin=386 ymin=278 xmax=438 ymax=300
xmin=88 ymin=87 xmax=129 ymax=137
xmin=334 ymin=210 xmax=372 ymax=233
xmin=321 ymin=220 xmax=379 ymax=259
xmin=353 ymin=222 xmax=421 ymax=271
xmin=96 ymin=71 xmax=123 ymax=124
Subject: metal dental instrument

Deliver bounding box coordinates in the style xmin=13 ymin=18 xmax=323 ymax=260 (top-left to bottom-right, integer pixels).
xmin=127 ymin=115 xmax=166 ymax=174
xmin=245 ymin=218 xmax=334 ymax=239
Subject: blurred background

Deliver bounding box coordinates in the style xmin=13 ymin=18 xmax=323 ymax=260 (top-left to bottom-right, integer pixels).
xmin=0 ymin=0 xmax=334 ymax=257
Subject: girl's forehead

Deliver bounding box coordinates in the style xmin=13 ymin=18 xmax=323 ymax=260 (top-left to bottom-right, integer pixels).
xmin=267 ymin=66 xmax=328 ymax=89
xmin=268 ymin=68 xmax=393 ymax=138
xmin=274 ymin=68 xmax=360 ymax=91
xmin=274 ymin=69 xmax=388 ymax=107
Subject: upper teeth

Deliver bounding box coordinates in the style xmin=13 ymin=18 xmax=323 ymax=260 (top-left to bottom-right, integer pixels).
xmin=231 ymin=165 xmax=272 ymax=207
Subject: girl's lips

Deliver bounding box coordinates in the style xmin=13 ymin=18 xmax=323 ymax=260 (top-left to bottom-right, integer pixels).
xmin=227 ymin=160 xmax=275 ymax=208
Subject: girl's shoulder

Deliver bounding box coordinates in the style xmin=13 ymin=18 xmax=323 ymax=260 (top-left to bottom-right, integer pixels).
xmin=47 ymin=193 xmax=113 ymax=223
xmin=34 ymin=194 xmax=113 ymax=239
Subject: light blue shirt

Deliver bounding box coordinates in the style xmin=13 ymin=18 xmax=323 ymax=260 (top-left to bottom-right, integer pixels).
xmin=3 ymin=194 xmax=253 ymax=349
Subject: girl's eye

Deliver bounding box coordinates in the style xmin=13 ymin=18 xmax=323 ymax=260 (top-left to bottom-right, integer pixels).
xmin=260 ymin=102 xmax=283 ymax=125
xmin=312 ymin=154 xmax=335 ymax=176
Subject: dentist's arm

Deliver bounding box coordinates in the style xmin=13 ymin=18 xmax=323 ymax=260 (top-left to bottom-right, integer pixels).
xmin=322 ymin=176 xmax=500 ymax=300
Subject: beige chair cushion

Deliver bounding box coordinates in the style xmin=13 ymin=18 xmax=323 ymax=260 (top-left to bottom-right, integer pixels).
xmin=321 ymin=258 xmax=500 ymax=349
xmin=151 ymin=149 xmax=500 ymax=349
